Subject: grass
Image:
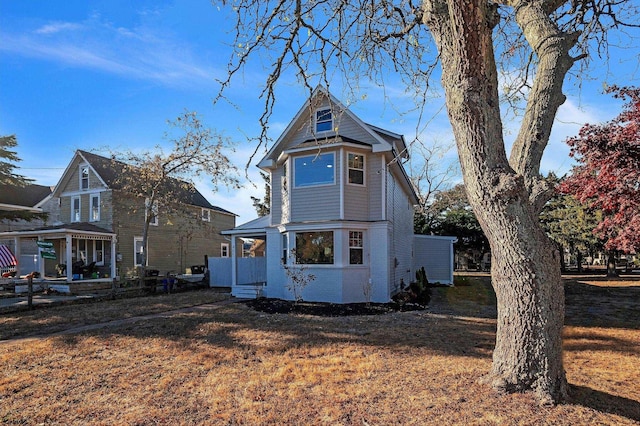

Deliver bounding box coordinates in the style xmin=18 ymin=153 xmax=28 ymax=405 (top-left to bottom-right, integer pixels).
xmin=0 ymin=277 xmax=638 ymax=425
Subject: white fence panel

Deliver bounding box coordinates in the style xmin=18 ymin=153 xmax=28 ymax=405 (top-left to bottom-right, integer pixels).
xmin=208 ymin=257 xmax=267 ymax=287
xmin=209 ymin=258 xmax=232 ymax=287
xmin=237 ymin=257 xmax=267 ymax=285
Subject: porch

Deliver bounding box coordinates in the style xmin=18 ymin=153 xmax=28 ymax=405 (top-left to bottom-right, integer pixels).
xmin=0 ymin=223 xmax=117 ymax=284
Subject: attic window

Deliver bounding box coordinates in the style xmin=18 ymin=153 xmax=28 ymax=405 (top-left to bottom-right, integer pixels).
xmin=202 ymin=208 xmax=211 ymax=222
xmin=315 ymin=108 xmax=333 ymax=133
xmin=80 ymin=166 xmax=89 ymax=190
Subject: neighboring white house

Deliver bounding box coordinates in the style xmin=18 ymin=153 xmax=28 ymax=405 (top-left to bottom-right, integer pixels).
xmin=220 ymin=86 xmax=455 ymax=303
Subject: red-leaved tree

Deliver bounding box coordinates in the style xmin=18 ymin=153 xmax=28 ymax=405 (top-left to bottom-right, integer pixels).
xmin=560 ymin=86 xmax=640 ymax=257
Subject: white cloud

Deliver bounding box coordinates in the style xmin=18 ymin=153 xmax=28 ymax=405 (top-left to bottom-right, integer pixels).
xmin=34 ymin=22 xmax=84 ymax=35
xmin=0 ymin=15 xmax=222 ymax=90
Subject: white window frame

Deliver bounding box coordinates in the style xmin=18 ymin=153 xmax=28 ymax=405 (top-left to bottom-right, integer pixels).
xmin=221 ymin=243 xmax=230 ymax=258
xmin=347 ymin=152 xmax=365 ymax=186
xmin=202 ymin=208 xmax=211 ymax=222
xmin=71 ymin=196 xmax=81 ymax=222
xmin=77 ymin=239 xmax=87 ymax=262
xmin=294 ymin=231 xmax=334 ymax=265
xmin=315 ymin=108 xmax=333 ymax=133
xmin=134 ymin=237 xmax=145 ymax=267
xmin=293 ymin=152 xmax=336 ymax=188
xmin=90 ymin=193 xmax=100 ymax=222
xmin=146 ymin=199 xmax=159 ymax=226
xmin=349 ymin=230 xmax=364 ymax=265
xmin=94 ymin=240 xmax=104 ymax=266
xmin=80 ymin=166 xmax=89 ymax=190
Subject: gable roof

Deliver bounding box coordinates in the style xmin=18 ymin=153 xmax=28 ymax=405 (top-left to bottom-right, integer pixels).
xmin=53 ymin=150 xmax=235 ymax=216
xmin=258 ymin=86 xmax=409 ymax=170
xmin=0 ymin=183 xmax=52 ymax=211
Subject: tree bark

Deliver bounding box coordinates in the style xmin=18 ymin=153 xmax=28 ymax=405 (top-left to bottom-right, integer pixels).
xmin=424 ymin=0 xmax=568 ymax=403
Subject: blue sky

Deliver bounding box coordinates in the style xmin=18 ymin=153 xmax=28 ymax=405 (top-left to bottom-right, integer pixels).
xmin=1 ymin=0 xmax=639 ymax=225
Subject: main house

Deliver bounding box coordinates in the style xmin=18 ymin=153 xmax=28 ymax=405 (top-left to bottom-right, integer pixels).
xmin=0 ymin=150 xmax=236 ymax=283
xmin=221 ymin=87 xmax=455 ymax=303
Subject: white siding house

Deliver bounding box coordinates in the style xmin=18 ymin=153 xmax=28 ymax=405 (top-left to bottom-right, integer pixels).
xmin=222 ymin=86 xmax=454 ymax=303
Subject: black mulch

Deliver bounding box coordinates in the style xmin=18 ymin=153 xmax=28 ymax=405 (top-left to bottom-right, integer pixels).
xmin=244 ymin=298 xmax=427 ymax=317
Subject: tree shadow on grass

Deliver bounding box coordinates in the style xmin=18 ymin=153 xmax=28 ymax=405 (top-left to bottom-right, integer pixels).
xmin=569 ymin=384 xmax=640 ymax=422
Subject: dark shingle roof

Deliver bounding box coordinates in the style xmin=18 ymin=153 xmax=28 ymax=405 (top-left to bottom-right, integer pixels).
xmin=0 ymin=183 xmax=52 ymax=207
xmin=77 ymin=150 xmax=234 ymax=215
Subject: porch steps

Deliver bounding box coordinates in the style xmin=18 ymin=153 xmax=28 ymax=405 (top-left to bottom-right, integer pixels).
xmin=232 ymin=285 xmax=264 ymax=299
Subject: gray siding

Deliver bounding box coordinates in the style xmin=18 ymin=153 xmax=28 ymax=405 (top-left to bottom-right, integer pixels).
xmin=343 ymin=150 xmax=370 ymax=221
xmin=289 ymin=150 xmax=341 ymax=222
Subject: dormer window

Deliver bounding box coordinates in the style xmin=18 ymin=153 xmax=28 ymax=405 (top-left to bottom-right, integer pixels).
xmin=80 ymin=166 xmax=89 ymax=190
xmin=315 ymin=108 xmax=333 ymax=133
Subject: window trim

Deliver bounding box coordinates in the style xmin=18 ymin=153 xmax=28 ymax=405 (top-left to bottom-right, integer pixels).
xmin=315 ymin=108 xmax=333 ymax=133
xmin=201 ymin=208 xmax=211 ymax=222
xmin=80 ymin=165 xmax=89 ymax=190
xmin=293 ymin=152 xmax=336 ymax=188
xmin=221 ymin=243 xmax=230 ymax=258
xmin=134 ymin=236 xmax=145 ymax=267
xmin=347 ymin=152 xmax=366 ymax=186
xmin=294 ymin=230 xmax=334 ymax=265
xmin=71 ymin=196 xmax=81 ymax=222
xmin=146 ymin=199 xmax=159 ymax=226
xmin=94 ymin=240 xmax=104 ymax=266
xmin=348 ymin=230 xmax=364 ymax=265
xmin=90 ymin=193 xmax=100 ymax=222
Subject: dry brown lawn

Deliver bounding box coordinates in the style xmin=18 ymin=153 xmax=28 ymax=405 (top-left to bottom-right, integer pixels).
xmin=0 ymin=276 xmax=638 ymax=425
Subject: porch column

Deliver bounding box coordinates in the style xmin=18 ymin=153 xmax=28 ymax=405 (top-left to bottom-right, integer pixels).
xmin=230 ymin=236 xmax=237 ymax=288
xmin=36 ymin=236 xmax=45 ymax=278
xmin=13 ymin=237 xmax=20 ymax=276
xmin=66 ymin=234 xmax=73 ymax=283
xmin=110 ymin=236 xmax=117 ymax=279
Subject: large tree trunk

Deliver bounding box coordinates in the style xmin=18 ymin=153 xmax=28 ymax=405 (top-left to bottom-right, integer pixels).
xmin=424 ymin=0 xmax=572 ymax=403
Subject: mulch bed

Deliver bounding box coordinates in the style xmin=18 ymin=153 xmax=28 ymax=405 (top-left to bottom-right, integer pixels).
xmin=244 ymin=298 xmax=427 ymax=316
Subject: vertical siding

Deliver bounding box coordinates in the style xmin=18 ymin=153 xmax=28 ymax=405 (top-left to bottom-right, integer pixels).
xmin=387 ymin=171 xmax=415 ymax=293
xmin=413 ymin=236 xmax=455 ymax=284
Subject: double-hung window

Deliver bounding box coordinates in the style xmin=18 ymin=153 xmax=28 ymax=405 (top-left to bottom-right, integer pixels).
xmin=202 ymin=208 xmax=211 ymax=222
xmin=80 ymin=166 xmax=89 ymax=190
xmin=295 ymin=231 xmax=334 ymax=264
xmin=349 ymin=231 xmax=364 ymax=265
xmin=315 ymin=108 xmax=333 ymax=133
xmin=71 ymin=196 xmax=81 ymax=222
xmin=134 ymin=237 xmax=144 ymax=266
xmin=221 ymin=243 xmax=229 ymax=258
xmin=347 ymin=153 xmax=365 ymax=185
xmin=294 ymin=153 xmax=335 ymax=188
xmin=146 ymin=199 xmax=158 ymax=226
xmin=90 ymin=194 xmax=100 ymax=222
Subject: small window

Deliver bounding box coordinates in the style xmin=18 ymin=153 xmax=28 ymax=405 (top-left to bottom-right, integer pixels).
xmin=134 ymin=237 xmax=144 ymax=266
xmin=295 ymin=231 xmax=334 ymax=264
xmin=202 ymin=208 xmax=211 ymax=222
xmin=71 ymin=196 xmax=81 ymax=222
xmin=77 ymin=239 xmax=87 ymax=262
xmin=90 ymin=194 xmax=100 ymax=222
xmin=294 ymin=153 xmax=335 ymax=188
xmin=80 ymin=166 xmax=89 ymax=190
xmin=221 ymin=243 xmax=230 ymax=258
xmin=94 ymin=240 xmax=104 ymax=265
xmin=315 ymin=108 xmax=333 ymax=133
xmin=146 ymin=199 xmax=158 ymax=226
xmin=349 ymin=231 xmax=364 ymax=265
xmin=282 ymin=233 xmax=288 ymax=264
xmin=348 ymin=153 xmax=365 ymax=185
